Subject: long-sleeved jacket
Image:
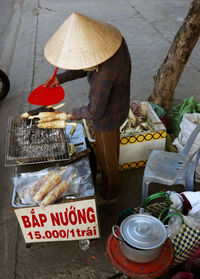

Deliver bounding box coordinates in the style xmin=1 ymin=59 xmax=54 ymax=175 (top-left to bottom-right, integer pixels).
xmin=57 ymin=37 xmax=132 ymax=132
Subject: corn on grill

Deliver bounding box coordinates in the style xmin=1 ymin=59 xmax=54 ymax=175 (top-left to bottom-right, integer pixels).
xmin=5 ymin=116 xmax=70 ymax=166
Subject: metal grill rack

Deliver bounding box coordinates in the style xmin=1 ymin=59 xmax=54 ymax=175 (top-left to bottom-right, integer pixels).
xmin=5 ymin=116 xmax=70 ymax=166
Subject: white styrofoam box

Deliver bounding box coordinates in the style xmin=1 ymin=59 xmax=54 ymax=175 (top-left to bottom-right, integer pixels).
xmin=82 ymin=102 xmax=166 ymax=170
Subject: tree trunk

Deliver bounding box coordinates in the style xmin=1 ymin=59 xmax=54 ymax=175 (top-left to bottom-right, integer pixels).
xmin=148 ymin=0 xmax=200 ymax=111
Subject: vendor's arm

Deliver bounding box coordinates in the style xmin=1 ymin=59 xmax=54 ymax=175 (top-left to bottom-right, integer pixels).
xmin=44 ymin=69 xmax=87 ymax=87
xmin=72 ymin=68 xmax=113 ymax=121
xmin=57 ymin=70 xmax=87 ymax=84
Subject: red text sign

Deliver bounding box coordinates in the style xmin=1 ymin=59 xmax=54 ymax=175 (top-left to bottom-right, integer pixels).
xmin=14 ymin=199 xmax=99 ymax=243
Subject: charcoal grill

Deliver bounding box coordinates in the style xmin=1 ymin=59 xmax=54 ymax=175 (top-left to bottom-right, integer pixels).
xmin=5 ymin=116 xmax=70 ymax=166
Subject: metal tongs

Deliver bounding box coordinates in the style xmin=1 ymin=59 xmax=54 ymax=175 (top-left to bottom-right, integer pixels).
xmin=67 ymin=123 xmax=78 ymax=142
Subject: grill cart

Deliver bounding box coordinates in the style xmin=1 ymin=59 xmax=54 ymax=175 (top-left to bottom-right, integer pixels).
xmin=6 ymin=118 xmax=99 ymax=244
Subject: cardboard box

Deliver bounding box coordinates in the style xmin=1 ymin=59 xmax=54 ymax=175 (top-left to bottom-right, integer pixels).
xmin=82 ymin=102 xmax=166 ymax=171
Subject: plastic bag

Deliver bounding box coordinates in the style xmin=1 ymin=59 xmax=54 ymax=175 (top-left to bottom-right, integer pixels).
xmin=173 ymin=113 xmax=200 ymax=151
xmin=149 ymin=102 xmax=166 ymax=119
xmin=14 ymin=165 xmax=79 ymax=208
xmin=167 ymin=214 xmax=183 ymax=238
xmin=160 ymin=207 xmax=200 ymax=266
xmin=14 ymin=168 xmax=50 ymax=205
xmin=162 ymin=192 xmax=200 ymax=236
xmin=182 ymin=191 xmax=200 ymax=209
xmin=173 ymin=113 xmax=200 ymax=180
xmin=168 ymin=97 xmax=200 ymax=136
xmin=183 ymin=215 xmax=200 ymax=230
xmin=165 ymin=209 xmax=200 ymax=238
xmin=167 ymin=191 xmax=183 ymax=211
xmin=188 ymin=204 xmax=200 ymax=219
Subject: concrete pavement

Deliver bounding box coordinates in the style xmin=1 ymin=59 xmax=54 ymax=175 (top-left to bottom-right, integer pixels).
xmin=0 ymin=0 xmax=200 ymax=278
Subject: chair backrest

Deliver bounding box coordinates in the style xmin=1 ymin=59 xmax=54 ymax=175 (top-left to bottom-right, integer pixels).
xmin=181 ymin=124 xmax=200 ymax=156
xmin=173 ymin=147 xmax=200 ymax=183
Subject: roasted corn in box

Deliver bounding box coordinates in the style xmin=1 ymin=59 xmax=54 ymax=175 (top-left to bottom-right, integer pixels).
xmin=12 ymin=162 xmax=100 ymax=243
xmin=82 ymin=102 xmax=166 ymax=171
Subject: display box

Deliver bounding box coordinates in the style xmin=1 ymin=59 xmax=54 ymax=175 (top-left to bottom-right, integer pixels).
xmin=11 ymin=124 xmax=100 ymax=243
xmin=82 ymin=102 xmax=166 ymax=171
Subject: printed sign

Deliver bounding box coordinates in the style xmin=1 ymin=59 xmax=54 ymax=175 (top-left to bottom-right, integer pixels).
xmin=14 ymin=199 xmax=99 ymax=243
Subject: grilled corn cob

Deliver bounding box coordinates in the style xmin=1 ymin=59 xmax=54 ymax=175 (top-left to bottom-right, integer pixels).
xmin=37 ymin=120 xmax=66 ymax=129
xmin=33 ymin=173 xmax=62 ymax=202
xmin=29 ymin=171 xmax=55 ymax=196
xmin=41 ymin=174 xmax=77 ymax=207
xmin=39 ymin=112 xmax=70 ymax=123
xmin=21 ymin=103 xmax=66 ymax=119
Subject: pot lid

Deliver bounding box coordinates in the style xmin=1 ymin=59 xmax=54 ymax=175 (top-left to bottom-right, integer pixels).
xmin=120 ymin=214 xmax=167 ymax=250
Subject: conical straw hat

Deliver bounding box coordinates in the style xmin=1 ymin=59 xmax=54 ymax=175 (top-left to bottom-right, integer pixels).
xmin=44 ymin=12 xmax=122 ymax=70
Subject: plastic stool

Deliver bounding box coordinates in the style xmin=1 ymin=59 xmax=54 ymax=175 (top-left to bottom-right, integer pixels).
xmin=106 ymin=229 xmax=174 ymax=279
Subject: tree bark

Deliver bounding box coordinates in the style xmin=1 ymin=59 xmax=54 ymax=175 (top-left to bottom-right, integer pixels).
xmin=148 ymin=0 xmax=200 ymax=111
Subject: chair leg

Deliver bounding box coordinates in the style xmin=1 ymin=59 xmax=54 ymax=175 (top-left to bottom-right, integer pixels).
xmin=186 ymin=172 xmax=195 ymax=191
xmin=141 ymin=180 xmax=150 ymax=204
xmin=186 ymin=151 xmax=200 ymax=191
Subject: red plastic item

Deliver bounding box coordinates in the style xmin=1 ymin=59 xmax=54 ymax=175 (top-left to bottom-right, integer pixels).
xmin=28 ymin=67 xmax=65 ymax=106
xmin=106 ymin=229 xmax=174 ymax=279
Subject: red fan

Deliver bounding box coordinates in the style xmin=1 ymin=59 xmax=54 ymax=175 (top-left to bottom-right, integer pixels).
xmin=28 ymin=67 xmax=65 ymax=106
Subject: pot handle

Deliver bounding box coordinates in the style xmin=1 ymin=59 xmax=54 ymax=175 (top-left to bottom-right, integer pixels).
xmin=112 ymin=225 xmax=124 ymax=242
xmin=158 ymin=207 xmax=185 ymax=238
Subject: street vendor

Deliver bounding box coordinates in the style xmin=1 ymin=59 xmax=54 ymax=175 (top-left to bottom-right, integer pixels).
xmin=44 ymin=12 xmax=132 ymax=205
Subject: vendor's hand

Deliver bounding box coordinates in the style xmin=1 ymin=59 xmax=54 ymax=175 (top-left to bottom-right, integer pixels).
xmin=69 ymin=113 xmax=74 ymax=120
xmin=44 ymin=76 xmax=59 ymax=88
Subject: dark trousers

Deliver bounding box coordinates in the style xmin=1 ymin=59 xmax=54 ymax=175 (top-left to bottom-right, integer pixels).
xmin=95 ymin=129 xmax=120 ymax=200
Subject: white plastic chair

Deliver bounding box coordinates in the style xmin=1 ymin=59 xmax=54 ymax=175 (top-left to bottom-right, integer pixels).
xmin=141 ymin=124 xmax=200 ymax=203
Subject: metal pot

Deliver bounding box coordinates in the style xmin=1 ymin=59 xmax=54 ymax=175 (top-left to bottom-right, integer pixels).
xmin=112 ymin=211 xmax=168 ymax=263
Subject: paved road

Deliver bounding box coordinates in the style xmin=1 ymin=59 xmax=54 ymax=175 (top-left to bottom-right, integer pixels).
xmin=0 ymin=1 xmax=200 ymax=278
